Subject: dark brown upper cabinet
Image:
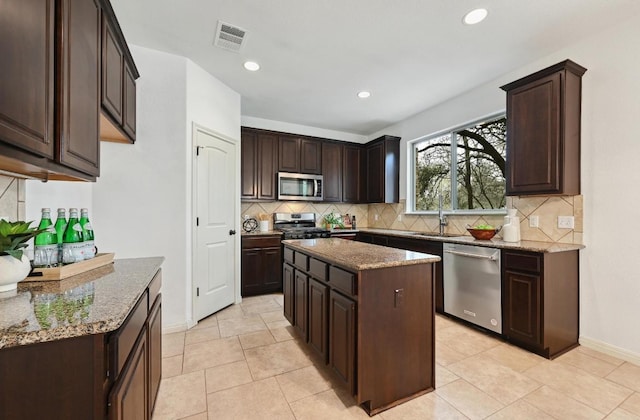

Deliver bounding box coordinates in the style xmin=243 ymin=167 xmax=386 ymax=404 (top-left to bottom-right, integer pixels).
xmin=241 ymin=128 xmax=278 ymax=201
xmin=241 ymin=127 xmax=400 ymax=204
xmin=0 ymin=0 xmax=100 ymax=180
xmin=100 ymin=0 xmax=139 ymax=144
xmin=278 ymin=136 xmax=300 ymax=172
xmin=501 ymin=60 xmax=586 ymax=196
xmin=301 ymin=138 xmax=322 ymax=174
xmin=365 ymin=135 xmax=400 ymax=203
xmin=57 ymin=0 xmax=102 ymax=178
xmin=123 ymin=63 xmax=137 ymax=139
xmin=0 ymin=0 xmax=137 ymax=181
xmin=278 ymin=136 xmax=322 ymax=174
xmin=342 ymin=144 xmax=363 ymax=203
xmin=0 ymin=0 xmax=55 ymax=160
xmin=321 ymin=142 xmax=342 ymax=202
xmin=102 ymin=16 xmax=124 ymax=125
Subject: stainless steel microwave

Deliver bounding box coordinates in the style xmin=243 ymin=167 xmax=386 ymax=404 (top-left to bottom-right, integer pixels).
xmin=278 ymin=172 xmax=323 ymax=201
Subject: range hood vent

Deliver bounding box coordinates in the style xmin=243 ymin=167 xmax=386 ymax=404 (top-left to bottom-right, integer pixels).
xmin=214 ymin=21 xmax=247 ymax=52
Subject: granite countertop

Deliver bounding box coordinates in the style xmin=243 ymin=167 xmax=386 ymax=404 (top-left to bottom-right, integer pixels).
xmin=360 ymin=228 xmax=585 ymax=253
xmin=282 ymin=238 xmax=440 ymax=271
xmin=241 ymin=230 xmax=282 ymax=237
xmin=0 ymin=257 xmax=164 ymax=350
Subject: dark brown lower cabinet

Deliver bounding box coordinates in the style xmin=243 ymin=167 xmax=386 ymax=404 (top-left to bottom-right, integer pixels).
xmin=0 ymin=269 xmax=162 ymax=420
xmin=283 ymin=245 xmax=435 ymax=415
xmin=502 ymin=249 xmax=579 ymax=358
xmin=357 ymin=232 xmax=444 ymax=313
xmin=241 ymin=235 xmax=283 ymax=296
xmin=108 ymin=327 xmax=148 ymax=420
xmin=283 ymin=263 xmax=295 ymax=324
xmin=503 ymin=269 xmax=540 ymax=348
xmin=330 ymin=232 xmax=357 ymax=240
xmin=148 ymin=296 xmax=162 ymax=414
xmin=294 ymin=270 xmax=308 ymax=340
xmin=356 ymin=231 xmax=580 ymax=359
xmin=0 ymin=334 xmax=106 ymax=420
xmin=329 ymin=289 xmax=356 ymax=394
xmin=308 ymin=278 xmax=329 ymax=362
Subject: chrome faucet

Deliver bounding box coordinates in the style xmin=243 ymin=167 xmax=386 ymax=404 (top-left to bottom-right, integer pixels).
xmin=438 ymin=193 xmax=448 ymax=236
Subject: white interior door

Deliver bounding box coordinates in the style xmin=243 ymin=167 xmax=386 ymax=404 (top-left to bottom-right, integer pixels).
xmin=194 ymin=125 xmax=237 ymax=321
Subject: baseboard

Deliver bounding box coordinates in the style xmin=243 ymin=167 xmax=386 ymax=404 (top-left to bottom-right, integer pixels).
xmin=579 ymin=336 xmax=640 ymax=366
xmin=162 ymin=322 xmax=189 ymax=334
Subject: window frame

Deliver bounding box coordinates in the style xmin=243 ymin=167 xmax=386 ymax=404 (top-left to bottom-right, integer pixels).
xmin=406 ymin=111 xmax=507 ymax=216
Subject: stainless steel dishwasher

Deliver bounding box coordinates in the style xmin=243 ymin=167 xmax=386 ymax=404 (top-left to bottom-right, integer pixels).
xmin=443 ymin=243 xmax=502 ymax=333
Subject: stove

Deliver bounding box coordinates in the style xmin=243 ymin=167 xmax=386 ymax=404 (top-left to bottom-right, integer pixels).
xmin=273 ymin=212 xmax=330 ymax=239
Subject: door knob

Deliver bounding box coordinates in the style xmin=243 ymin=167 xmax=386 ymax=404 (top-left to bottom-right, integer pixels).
xmin=229 ymin=229 xmax=236 ymax=235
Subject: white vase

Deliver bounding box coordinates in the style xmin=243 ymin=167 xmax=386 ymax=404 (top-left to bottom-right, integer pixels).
xmin=502 ymin=209 xmax=521 ymax=242
xmin=0 ymin=254 xmax=31 ymax=292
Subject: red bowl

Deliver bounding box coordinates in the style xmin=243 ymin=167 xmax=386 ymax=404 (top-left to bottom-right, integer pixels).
xmin=466 ymin=227 xmax=499 ymax=240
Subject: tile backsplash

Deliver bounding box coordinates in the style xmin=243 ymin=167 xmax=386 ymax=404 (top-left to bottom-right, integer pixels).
xmin=240 ymin=202 xmax=369 ymax=230
xmin=243 ymin=194 xmax=583 ymax=245
xmin=368 ymin=196 xmax=583 ymax=244
xmin=0 ymin=175 xmax=25 ymax=221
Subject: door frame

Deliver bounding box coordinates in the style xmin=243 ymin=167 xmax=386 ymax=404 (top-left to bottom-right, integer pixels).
xmin=190 ymin=122 xmax=241 ymax=327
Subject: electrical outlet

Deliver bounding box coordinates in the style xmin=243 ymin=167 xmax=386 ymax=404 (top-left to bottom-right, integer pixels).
xmin=243 ymin=214 xmax=249 ymax=221
xmin=529 ymin=215 xmax=539 ymax=228
xmin=397 ymin=214 xmax=402 ymax=222
xmin=374 ymin=214 xmax=379 ymax=221
xmin=558 ymin=216 xmax=575 ymax=229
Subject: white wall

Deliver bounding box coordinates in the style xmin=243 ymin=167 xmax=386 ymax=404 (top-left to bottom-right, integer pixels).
xmin=93 ymin=45 xmax=189 ymax=331
xmin=242 ymin=116 xmax=368 ymax=144
xmin=370 ymin=14 xmax=640 ymax=360
xmin=23 ymin=46 xmax=241 ymax=333
xmin=92 ymin=47 xmax=242 ymax=332
xmin=184 ymin=60 xmax=241 ymax=321
xmin=25 ymin=181 xmax=93 ymax=223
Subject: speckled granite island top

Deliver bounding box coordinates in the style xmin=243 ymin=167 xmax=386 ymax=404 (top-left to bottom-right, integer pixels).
xmin=0 ymin=257 xmax=164 ymax=350
xmin=282 ymin=238 xmax=440 ymax=271
xmin=360 ymin=228 xmax=585 ymax=253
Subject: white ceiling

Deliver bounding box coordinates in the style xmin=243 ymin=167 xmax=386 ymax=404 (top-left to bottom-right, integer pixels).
xmin=111 ymin=0 xmax=640 ymax=136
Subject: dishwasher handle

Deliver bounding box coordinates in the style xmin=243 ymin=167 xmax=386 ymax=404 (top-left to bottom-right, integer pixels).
xmin=444 ymin=249 xmax=498 ymax=261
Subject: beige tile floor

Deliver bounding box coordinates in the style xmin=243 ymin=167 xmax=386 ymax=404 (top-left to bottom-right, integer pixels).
xmin=153 ymin=294 xmax=640 ymax=419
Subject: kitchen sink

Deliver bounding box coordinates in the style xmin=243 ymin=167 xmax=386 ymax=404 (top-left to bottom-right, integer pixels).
xmin=409 ymin=232 xmax=465 ymax=238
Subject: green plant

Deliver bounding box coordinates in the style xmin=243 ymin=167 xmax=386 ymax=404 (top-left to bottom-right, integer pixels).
xmin=323 ymin=213 xmax=344 ymax=228
xmin=0 ymin=219 xmax=44 ymax=260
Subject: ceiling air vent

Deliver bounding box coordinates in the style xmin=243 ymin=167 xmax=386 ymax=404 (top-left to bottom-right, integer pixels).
xmin=214 ymin=21 xmax=247 ymax=52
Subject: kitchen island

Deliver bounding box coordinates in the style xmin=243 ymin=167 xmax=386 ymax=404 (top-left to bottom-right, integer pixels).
xmin=0 ymin=257 xmax=164 ymax=420
xmin=282 ymin=238 xmax=439 ymax=415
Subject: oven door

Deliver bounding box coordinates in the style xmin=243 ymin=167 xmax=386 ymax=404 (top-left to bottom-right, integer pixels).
xmin=278 ymin=172 xmax=323 ymax=201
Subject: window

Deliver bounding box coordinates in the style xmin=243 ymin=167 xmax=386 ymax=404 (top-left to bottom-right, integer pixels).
xmin=409 ymin=114 xmax=506 ymax=213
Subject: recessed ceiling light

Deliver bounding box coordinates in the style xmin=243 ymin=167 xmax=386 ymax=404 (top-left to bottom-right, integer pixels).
xmin=243 ymin=61 xmax=260 ymax=71
xmin=357 ymin=91 xmax=371 ymax=99
xmin=463 ymin=8 xmax=488 ymax=25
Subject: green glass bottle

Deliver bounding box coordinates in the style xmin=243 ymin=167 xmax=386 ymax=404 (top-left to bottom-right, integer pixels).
xmin=34 ymin=208 xmax=58 ymax=267
xmin=62 ymin=208 xmax=84 ymax=264
xmin=54 ymin=208 xmax=67 ymax=265
xmin=80 ymin=208 xmax=95 ymax=260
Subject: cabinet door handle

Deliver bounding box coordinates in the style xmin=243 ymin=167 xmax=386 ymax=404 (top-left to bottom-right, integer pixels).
xmin=229 ymin=229 xmax=237 ymax=235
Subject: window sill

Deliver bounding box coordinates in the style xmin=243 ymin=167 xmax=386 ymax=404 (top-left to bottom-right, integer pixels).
xmin=404 ymin=209 xmax=507 ymax=217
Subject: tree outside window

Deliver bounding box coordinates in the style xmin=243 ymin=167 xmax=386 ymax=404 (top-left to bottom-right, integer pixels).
xmin=412 ymin=115 xmax=506 ymax=212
